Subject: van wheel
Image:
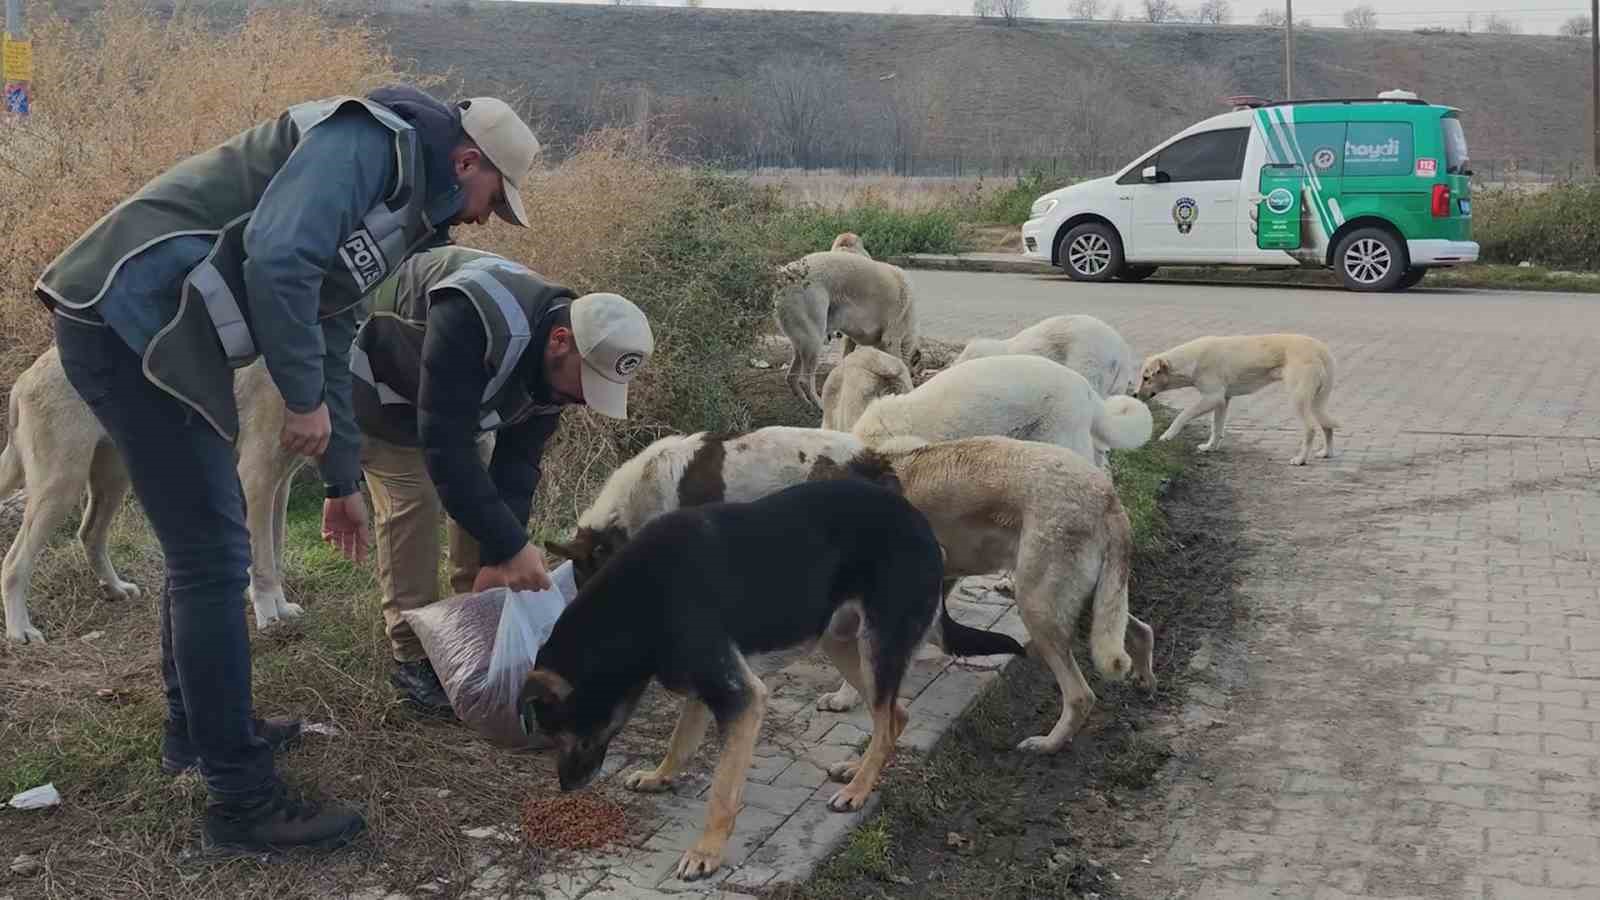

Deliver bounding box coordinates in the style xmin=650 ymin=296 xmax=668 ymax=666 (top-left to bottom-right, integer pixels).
xmin=1118 ymin=265 xmax=1158 ymax=282
xmin=1334 ymin=228 xmax=1406 ymax=292
xmin=1394 ymin=267 xmax=1427 ymax=290
xmin=1058 ymin=223 xmax=1124 ymax=282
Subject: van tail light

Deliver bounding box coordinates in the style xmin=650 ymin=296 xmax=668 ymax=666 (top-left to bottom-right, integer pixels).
xmin=1431 ymin=184 xmax=1451 ymax=217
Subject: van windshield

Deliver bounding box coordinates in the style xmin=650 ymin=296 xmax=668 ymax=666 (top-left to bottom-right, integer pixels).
xmin=1441 ymin=116 xmax=1470 ymax=175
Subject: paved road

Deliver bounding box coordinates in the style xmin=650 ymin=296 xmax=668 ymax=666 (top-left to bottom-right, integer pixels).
xmin=912 ymin=272 xmax=1600 ymax=900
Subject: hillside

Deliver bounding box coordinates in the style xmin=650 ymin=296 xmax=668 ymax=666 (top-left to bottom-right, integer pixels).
xmin=46 ymin=0 xmax=1599 ymax=178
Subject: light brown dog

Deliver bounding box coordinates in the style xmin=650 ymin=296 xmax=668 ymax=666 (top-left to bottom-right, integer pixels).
xmin=810 ymin=435 xmax=1157 ymax=752
xmin=1136 ymin=333 xmax=1338 ymax=465
xmin=2 ymin=346 xmax=304 ymax=643
xmin=819 ymin=345 xmax=914 ymax=432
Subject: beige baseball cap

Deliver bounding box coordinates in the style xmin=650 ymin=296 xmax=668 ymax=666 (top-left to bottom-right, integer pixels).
xmin=457 ymin=97 xmax=540 ymax=228
xmin=570 ymin=293 xmax=654 ymax=419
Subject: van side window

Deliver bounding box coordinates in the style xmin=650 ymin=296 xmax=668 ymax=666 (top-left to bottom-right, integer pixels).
xmin=1344 ymin=122 xmax=1414 ymax=177
xmin=1151 ymin=128 xmax=1250 ymax=183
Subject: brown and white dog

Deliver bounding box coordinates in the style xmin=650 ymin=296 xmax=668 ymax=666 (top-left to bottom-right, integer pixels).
xmin=2 ymin=346 xmax=304 ymax=643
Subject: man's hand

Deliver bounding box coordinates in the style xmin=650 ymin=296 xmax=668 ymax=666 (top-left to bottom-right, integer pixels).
xmin=473 ymin=543 xmax=553 ymax=593
xmin=321 ymin=494 xmax=370 ymax=563
xmin=282 ymin=404 xmax=332 ymax=458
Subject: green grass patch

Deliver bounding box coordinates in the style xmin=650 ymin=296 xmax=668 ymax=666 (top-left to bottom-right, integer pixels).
xmin=1474 ymin=184 xmax=1600 ymax=271
xmin=959 ymin=169 xmax=1076 ymax=226
xmin=770 ymin=203 xmax=971 ymax=259
xmin=1108 ymin=406 xmax=1194 ymax=555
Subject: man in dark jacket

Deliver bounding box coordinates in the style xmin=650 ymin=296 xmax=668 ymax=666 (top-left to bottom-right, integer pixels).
xmin=32 ymin=85 xmax=541 ymax=853
xmin=349 ymin=246 xmax=652 ymax=712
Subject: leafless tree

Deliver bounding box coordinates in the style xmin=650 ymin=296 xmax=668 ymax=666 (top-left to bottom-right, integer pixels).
xmin=1143 ymin=0 xmax=1182 ymax=23
xmin=1255 ymin=7 xmax=1284 ymax=26
xmin=1193 ymin=0 xmax=1230 ymax=25
xmin=1480 ymin=14 xmax=1520 ymax=34
xmin=756 ymin=54 xmax=850 ymax=169
xmin=877 ymin=69 xmax=946 ymax=174
xmin=974 ymin=0 xmax=1030 ymax=23
xmin=1561 ymin=15 xmax=1593 ymax=38
xmin=1106 ymin=3 xmax=1125 ymax=20
xmin=1068 ymin=0 xmax=1101 ymax=19
xmin=1342 ymin=4 xmax=1377 ymax=31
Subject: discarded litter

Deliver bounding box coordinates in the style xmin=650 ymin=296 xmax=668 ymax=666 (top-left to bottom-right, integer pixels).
xmin=303 ymin=722 xmax=342 ymax=737
xmin=8 ymin=783 xmax=60 ymax=810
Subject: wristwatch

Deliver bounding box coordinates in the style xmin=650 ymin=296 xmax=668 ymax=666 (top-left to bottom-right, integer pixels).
xmin=325 ymin=480 xmax=362 ymax=500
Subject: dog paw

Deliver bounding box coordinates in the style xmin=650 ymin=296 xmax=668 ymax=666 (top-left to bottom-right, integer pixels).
xmin=624 ymin=769 xmax=675 ymax=793
xmin=1016 ymin=735 xmax=1066 ymax=754
xmin=827 ymin=759 xmax=862 ymax=784
xmin=827 ymin=785 xmax=871 ymax=812
xmin=674 ymin=846 xmax=725 ymax=882
xmin=5 ymin=624 xmax=45 ymax=644
xmin=277 ymin=600 xmax=305 ymax=620
xmin=816 ymin=688 xmax=860 ymax=712
xmin=1315 ymin=448 xmax=1331 ymax=459
xmin=1288 ymin=455 xmax=1307 ymax=466
xmin=1197 ymin=442 xmax=1217 ymax=453
xmin=102 ymin=580 xmax=141 ymax=602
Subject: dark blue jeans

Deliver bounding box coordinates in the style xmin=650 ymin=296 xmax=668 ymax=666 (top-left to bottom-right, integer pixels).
xmin=53 ymin=312 xmax=274 ymax=802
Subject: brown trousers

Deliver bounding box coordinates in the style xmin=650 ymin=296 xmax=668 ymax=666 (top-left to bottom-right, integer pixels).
xmin=360 ymin=434 xmax=494 ymax=663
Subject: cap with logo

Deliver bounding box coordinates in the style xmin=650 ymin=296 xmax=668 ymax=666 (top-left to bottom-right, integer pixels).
xmin=457 ymin=97 xmax=541 ymax=228
xmin=569 ymin=293 xmax=654 ymax=419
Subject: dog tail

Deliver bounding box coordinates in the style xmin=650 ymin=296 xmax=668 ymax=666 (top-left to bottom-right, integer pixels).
xmin=1092 ymin=394 xmax=1154 ymax=451
xmin=0 ymin=386 xmax=22 ymax=497
xmin=938 ymin=592 xmax=1026 ymax=658
xmin=1089 ymin=501 xmax=1135 ymax=680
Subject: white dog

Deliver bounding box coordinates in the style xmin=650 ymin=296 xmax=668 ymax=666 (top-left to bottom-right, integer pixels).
xmin=2 ymin=346 xmax=304 ymax=643
xmin=773 ymin=250 xmax=921 ymax=411
xmin=829 ymin=232 xmax=871 ymax=258
xmin=1136 ymin=333 xmax=1338 ymax=465
xmin=850 ymin=354 xmax=1153 ymax=469
xmin=809 ymin=436 xmax=1157 ymax=752
xmin=952 ymin=314 xmax=1139 ymax=398
xmin=820 ymin=346 xmax=914 ymax=432
xmin=545 ymin=426 xmax=869 ymax=585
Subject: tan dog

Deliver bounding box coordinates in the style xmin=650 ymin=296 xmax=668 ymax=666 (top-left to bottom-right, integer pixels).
xmin=810 ymin=435 xmax=1157 ymax=752
xmin=1135 ymin=333 xmax=1338 ymax=465
xmin=830 ymin=232 xmax=871 ymax=258
xmin=773 ymin=250 xmax=922 ymax=411
xmin=820 ymin=345 xmax=914 ymax=432
xmin=1 ymin=346 xmax=304 ymax=643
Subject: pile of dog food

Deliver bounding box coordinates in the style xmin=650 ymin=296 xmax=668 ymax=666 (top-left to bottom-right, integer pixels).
xmin=520 ymin=792 xmax=632 ymax=851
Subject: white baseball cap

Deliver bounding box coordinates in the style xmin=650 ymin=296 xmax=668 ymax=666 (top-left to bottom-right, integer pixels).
xmin=570 ymin=293 xmax=653 ymax=419
xmin=457 ymin=97 xmax=541 ymax=228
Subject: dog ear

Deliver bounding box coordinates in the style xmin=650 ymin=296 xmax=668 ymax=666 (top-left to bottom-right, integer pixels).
xmin=521 ymin=668 xmax=573 ymax=706
xmin=1155 ymin=358 xmax=1171 ymax=374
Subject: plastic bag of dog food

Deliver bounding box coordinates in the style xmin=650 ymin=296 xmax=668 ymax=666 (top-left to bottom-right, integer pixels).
xmin=403 ymin=560 xmax=578 ymax=748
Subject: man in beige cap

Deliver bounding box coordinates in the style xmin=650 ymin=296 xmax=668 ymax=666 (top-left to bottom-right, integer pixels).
xmin=349 ymin=245 xmax=653 ymax=715
xmin=32 ymin=83 xmax=540 ymax=855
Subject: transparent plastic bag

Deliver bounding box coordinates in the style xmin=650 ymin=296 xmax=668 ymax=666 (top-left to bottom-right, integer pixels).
xmin=402 ymin=560 xmax=578 ymax=747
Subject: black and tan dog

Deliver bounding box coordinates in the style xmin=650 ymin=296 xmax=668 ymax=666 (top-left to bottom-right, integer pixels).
xmin=518 ymin=476 xmax=989 ymax=881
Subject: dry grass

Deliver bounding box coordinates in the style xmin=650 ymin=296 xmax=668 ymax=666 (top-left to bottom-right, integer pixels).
xmin=748 ymin=171 xmax=1007 ymax=214
xmin=0 ymin=0 xmax=426 ymax=391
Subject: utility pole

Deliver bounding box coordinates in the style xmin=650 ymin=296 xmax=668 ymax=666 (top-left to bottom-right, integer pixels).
xmin=1284 ymin=0 xmax=1294 ymax=100
xmin=3 ymin=0 xmax=28 ymax=119
xmin=1592 ymin=0 xmax=1598 ymax=174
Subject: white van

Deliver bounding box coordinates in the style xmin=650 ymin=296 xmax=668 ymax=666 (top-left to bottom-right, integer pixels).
xmin=1020 ymin=91 xmax=1480 ymax=292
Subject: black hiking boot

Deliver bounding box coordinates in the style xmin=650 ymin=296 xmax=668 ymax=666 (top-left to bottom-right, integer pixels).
xmin=202 ymin=779 xmax=366 ymax=855
xmin=390 ymin=658 xmax=455 ymax=717
xmin=161 ymin=717 xmax=304 ymax=776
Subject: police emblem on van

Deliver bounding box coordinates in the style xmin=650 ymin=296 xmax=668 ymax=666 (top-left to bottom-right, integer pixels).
xmin=339 ymin=229 xmax=388 ymax=293
xmin=1172 ymin=197 xmax=1199 ymax=234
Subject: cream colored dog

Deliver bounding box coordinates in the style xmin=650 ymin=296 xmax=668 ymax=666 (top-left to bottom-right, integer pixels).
xmin=1136 ymin=333 xmax=1338 ymax=465
xmin=829 ymin=232 xmax=871 ymax=258
xmin=809 ymin=435 xmax=1157 ymax=752
xmin=851 ymin=354 xmax=1153 ymax=469
xmin=773 ymin=250 xmax=921 ymax=411
xmin=952 ymin=314 xmax=1140 ymax=397
xmin=820 ymin=346 xmax=914 ymax=432
xmin=1 ymin=346 xmax=304 ymax=643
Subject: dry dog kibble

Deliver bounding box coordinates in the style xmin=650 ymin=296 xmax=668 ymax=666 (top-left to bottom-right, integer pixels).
xmin=520 ymin=793 xmax=631 ymax=852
